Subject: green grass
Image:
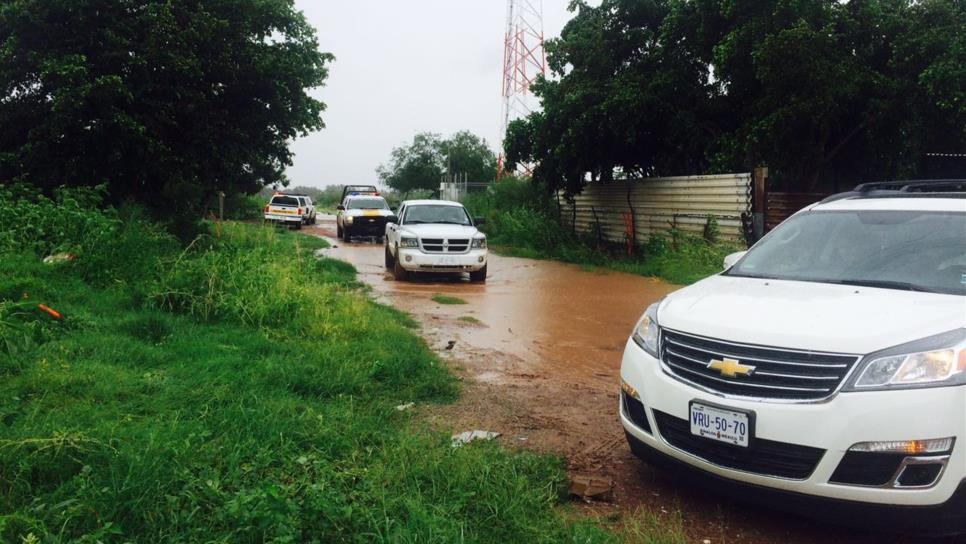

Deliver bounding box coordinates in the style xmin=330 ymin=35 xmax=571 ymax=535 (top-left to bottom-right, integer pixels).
xmin=0 ymin=219 xmax=630 ymax=543
xmin=457 ymin=316 xmax=481 ymax=325
xmin=431 ymin=293 xmax=467 ymax=305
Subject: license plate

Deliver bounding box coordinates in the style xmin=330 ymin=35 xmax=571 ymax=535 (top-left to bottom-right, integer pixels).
xmin=689 ymin=401 xmax=751 ymax=447
xmin=438 ymin=256 xmax=457 ymax=265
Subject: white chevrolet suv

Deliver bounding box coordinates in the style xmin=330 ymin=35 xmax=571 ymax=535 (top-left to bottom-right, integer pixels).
xmin=384 ymin=200 xmax=488 ymax=282
xmin=620 ymin=180 xmax=966 ymax=534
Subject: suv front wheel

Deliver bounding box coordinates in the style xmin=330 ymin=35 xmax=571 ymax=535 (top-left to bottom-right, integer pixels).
xmin=470 ymin=265 xmax=487 ymax=283
xmin=384 ymin=244 xmax=395 ymax=268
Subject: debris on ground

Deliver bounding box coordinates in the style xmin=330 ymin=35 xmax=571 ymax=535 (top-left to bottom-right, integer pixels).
xmin=43 ymin=253 xmax=74 ymax=264
xmin=568 ymin=474 xmax=614 ymax=502
xmin=395 ymin=402 xmax=415 ymax=411
xmin=37 ymin=304 xmax=62 ymax=320
xmin=444 ymin=340 xmax=456 ymax=350
xmin=451 ymin=430 xmax=500 ymax=447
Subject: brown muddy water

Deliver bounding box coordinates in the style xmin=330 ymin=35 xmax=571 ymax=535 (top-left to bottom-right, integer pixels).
xmin=306 ymin=217 xmax=933 ymax=544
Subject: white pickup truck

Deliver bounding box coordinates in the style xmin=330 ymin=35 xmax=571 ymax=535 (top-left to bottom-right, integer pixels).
xmin=263 ymin=194 xmax=305 ymax=229
xmin=384 ymin=200 xmax=488 ymax=282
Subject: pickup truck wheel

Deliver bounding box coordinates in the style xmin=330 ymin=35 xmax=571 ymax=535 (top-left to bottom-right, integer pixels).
xmin=293 ymin=221 xmax=302 ymax=230
xmin=470 ymin=265 xmax=487 ymax=283
xmin=392 ymin=250 xmax=408 ymax=281
xmin=384 ymin=245 xmax=394 ymax=268
xmin=342 ymin=226 xmax=351 ymax=243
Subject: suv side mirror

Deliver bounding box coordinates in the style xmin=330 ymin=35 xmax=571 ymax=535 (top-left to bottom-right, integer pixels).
xmin=337 ymin=205 xmax=345 ymax=211
xmin=387 ymin=215 xmax=399 ymax=224
xmin=474 ymin=217 xmax=486 ymax=226
xmin=723 ymin=251 xmax=747 ymax=270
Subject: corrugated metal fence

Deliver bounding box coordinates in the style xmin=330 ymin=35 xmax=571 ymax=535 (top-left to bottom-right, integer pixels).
xmin=558 ymin=173 xmax=752 ymax=242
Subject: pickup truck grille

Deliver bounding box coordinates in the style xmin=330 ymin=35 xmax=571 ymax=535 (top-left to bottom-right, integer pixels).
xmin=661 ymin=329 xmax=860 ymax=401
xmin=420 ymin=238 xmax=470 ymax=253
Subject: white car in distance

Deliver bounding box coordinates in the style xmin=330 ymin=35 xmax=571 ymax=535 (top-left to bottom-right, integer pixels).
xmin=384 ymin=200 xmax=488 ymax=282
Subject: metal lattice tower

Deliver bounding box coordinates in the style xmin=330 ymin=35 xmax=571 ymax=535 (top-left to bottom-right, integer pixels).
xmin=498 ymin=0 xmax=545 ymax=179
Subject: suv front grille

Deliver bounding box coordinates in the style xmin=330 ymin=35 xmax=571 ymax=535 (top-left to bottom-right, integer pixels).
xmin=654 ymin=411 xmax=825 ymax=479
xmin=420 ymin=238 xmax=470 ymax=253
xmin=661 ymin=329 xmax=860 ymax=401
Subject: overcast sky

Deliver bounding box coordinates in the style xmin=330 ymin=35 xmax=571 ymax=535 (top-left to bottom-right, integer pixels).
xmin=287 ymin=1 xmax=580 ymax=189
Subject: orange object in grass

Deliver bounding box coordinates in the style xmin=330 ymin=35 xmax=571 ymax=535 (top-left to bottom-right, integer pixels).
xmin=38 ymin=304 xmax=62 ymax=320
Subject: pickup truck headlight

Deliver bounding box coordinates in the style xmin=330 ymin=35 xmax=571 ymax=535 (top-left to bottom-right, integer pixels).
xmin=345 ymin=215 xmax=354 ymax=224
xmin=632 ymin=303 xmax=661 ymax=358
xmin=471 ymin=237 xmax=487 ymax=249
xmin=399 ymin=237 xmax=419 ymax=248
xmin=845 ymin=329 xmax=966 ymax=391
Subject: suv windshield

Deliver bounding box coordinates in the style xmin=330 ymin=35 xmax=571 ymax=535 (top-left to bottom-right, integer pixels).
xmin=403 ymin=205 xmax=470 ymax=225
xmin=729 ymin=210 xmax=966 ymax=295
xmin=347 ymin=197 xmax=388 ymax=210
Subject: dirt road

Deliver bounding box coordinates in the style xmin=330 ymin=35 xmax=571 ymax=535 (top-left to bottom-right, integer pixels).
xmin=308 ymin=217 xmax=930 ymax=544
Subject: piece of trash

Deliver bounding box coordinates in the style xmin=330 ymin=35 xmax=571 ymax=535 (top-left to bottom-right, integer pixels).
xmin=703 ymin=540 xmax=712 ymax=544
xmin=568 ymin=474 xmax=614 ymax=502
xmin=37 ymin=304 xmax=62 ymax=320
xmin=451 ymin=430 xmax=500 ymax=447
xmin=395 ymin=402 xmax=415 ymax=411
xmin=516 ymin=436 xmax=528 ymax=442
xmin=42 ymin=253 xmax=74 ymax=264
xmin=444 ymin=340 xmax=456 ymax=350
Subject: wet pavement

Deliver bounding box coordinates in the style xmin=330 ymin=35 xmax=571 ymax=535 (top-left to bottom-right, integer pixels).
xmin=307 ymin=216 xmax=941 ymax=544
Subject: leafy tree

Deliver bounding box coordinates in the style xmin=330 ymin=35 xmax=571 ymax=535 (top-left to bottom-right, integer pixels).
xmin=378 ymin=131 xmax=497 ymax=193
xmin=377 ymin=132 xmax=445 ymax=193
xmin=440 ymin=131 xmax=498 ymax=185
xmin=0 ymin=0 xmax=333 ymax=222
xmin=507 ymin=0 xmax=966 ymax=195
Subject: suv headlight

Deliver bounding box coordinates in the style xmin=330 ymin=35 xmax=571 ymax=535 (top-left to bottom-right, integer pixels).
xmin=345 ymin=215 xmax=354 ymax=224
xmin=399 ymin=237 xmax=419 ymax=249
xmin=844 ymin=329 xmax=966 ymax=391
xmin=632 ymin=303 xmax=661 ymax=357
xmin=471 ymin=236 xmax=487 ymax=249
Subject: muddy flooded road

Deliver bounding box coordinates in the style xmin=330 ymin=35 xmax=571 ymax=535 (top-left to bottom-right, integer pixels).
xmin=307 ymin=217 xmax=927 ymax=544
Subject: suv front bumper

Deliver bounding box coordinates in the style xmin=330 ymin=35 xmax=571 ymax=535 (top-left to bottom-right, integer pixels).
xmin=620 ymin=338 xmax=966 ymax=530
xmin=397 ymin=248 xmax=487 ymax=273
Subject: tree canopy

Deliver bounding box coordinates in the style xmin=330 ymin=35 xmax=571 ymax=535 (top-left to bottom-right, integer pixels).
xmin=0 ymin=0 xmax=333 ymax=218
xmin=506 ymin=0 xmax=966 ymax=195
xmin=377 ymin=131 xmax=496 ymax=193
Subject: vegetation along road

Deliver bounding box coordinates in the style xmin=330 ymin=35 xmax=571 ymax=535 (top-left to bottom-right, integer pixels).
xmin=310 ymin=215 xmax=940 ymax=544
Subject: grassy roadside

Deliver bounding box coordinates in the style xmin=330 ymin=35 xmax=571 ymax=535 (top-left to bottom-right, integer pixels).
xmin=1 ymin=189 xmax=633 ymax=542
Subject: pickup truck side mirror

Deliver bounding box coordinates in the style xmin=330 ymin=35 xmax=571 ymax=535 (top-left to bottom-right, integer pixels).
xmin=474 ymin=217 xmax=486 ymax=226
xmin=336 ymin=205 xmax=345 ymax=211
xmin=387 ymin=215 xmax=399 ymax=224
xmin=723 ymin=250 xmax=748 ymax=270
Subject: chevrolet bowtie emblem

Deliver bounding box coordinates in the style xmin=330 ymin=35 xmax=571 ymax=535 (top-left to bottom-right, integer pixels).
xmin=707 ymin=357 xmax=756 ymax=378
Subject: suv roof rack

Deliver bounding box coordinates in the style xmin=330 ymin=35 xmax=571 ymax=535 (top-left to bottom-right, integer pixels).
xmin=820 ymin=179 xmax=966 ymax=204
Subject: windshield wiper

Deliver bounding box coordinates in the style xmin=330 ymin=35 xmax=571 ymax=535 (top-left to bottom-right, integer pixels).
xmin=833 ymin=279 xmax=933 ymax=293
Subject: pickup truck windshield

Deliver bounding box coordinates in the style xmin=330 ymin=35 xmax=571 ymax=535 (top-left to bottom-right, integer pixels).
xmin=403 ymin=205 xmax=471 ymax=225
xmin=347 ymin=198 xmax=388 ymax=210
xmin=729 ymin=210 xmax=966 ymax=295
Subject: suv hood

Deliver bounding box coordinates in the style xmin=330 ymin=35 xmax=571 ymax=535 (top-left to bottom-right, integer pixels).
xmin=659 ymin=275 xmax=965 ymax=355
xmin=345 ymin=208 xmax=392 ymax=217
xmin=399 ymin=224 xmax=481 ymax=239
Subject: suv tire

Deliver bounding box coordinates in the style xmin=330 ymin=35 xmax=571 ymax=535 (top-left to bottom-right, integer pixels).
xmin=392 ymin=249 xmax=408 ymax=281
xmin=342 ymin=226 xmax=351 ymax=243
xmin=384 ymin=245 xmax=395 ymax=268
xmin=470 ymin=265 xmax=487 ymax=283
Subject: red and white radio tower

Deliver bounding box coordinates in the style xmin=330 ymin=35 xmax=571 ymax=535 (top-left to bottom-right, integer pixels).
xmin=498 ymin=0 xmax=546 ymax=179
